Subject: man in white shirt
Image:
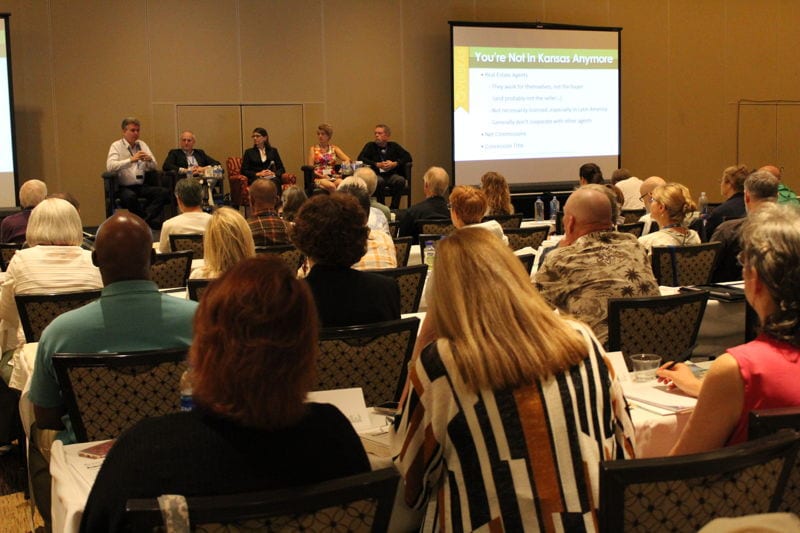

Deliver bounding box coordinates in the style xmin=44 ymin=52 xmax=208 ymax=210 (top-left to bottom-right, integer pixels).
xmin=106 ymin=117 xmax=170 ymax=228
xmin=611 ymin=168 xmax=644 ymax=210
xmin=158 ymin=178 xmax=212 ymax=252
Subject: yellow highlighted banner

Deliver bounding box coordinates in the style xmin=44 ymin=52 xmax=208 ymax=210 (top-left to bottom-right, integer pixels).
xmin=453 ymin=46 xmax=469 ymax=112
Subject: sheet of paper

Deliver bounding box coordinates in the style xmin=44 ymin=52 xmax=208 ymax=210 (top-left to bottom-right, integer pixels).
xmin=307 ymin=388 xmax=372 ymax=432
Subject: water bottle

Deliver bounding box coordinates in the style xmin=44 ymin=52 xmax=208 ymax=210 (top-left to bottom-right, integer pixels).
xmin=423 ymin=241 xmax=436 ymax=270
xmin=534 ymin=197 xmax=544 ymax=221
xmin=698 ymin=192 xmax=709 ymax=215
xmin=550 ymin=195 xmax=560 ymax=220
xmin=179 ymin=368 xmax=194 ymax=412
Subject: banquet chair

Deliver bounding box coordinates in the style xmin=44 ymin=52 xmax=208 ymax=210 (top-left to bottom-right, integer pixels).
xmin=187 ymin=278 xmax=212 ymax=302
xmin=504 ymin=226 xmax=550 ymax=252
xmin=125 ymin=467 xmax=399 ymax=533
xmin=52 ymin=348 xmax=188 ymax=442
xmin=617 ymin=221 xmax=645 ymax=238
xmin=606 ymin=290 xmax=709 ymax=360
xmin=417 ymin=233 xmax=444 ymax=259
xmin=599 ymin=429 xmax=800 ymax=532
xmin=316 ymin=317 xmax=419 ymax=406
xmin=150 ymin=250 xmax=193 ymax=290
xmin=15 ymin=290 xmax=102 ymax=343
xmin=388 ymin=221 xmax=400 ymax=238
xmin=416 ymin=219 xmax=455 ymax=237
xmin=621 ymin=208 xmax=646 ymax=224
xmin=650 ymin=242 xmax=722 ymax=287
xmin=368 ymin=264 xmax=427 ymax=314
xmin=256 ymin=244 xmax=305 ymax=271
xmin=517 ymin=253 xmax=535 ymax=274
xmin=482 ymin=213 xmax=523 ymax=229
xmin=392 ymin=236 xmax=412 ymax=267
xmin=0 ymin=242 xmax=22 ymax=271
xmin=168 ymin=233 xmax=204 ymax=259
xmin=749 ymin=407 xmax=800 ymax=513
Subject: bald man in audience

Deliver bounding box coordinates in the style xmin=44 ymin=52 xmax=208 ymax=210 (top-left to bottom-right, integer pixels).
xmin=637 ymin=176 xmax=666 ymax=235
xmin=710 ymin=170 xmax=779 ymax=282
xmin=760 ymin=164 xmax=799 ymax=205
xmin=247 ymin=178 xmax=289 ymax=247
xmin=534 ymin=185 xmax=659 ymax=345
xmin=27 ymin=212 xmax=198 ymax=526
xmin=0 ymin=179 xmax=47 ymax=243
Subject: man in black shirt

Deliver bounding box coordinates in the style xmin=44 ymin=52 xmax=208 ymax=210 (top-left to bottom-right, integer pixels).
xmin=357 ymin=124 xmax=412 ymax=209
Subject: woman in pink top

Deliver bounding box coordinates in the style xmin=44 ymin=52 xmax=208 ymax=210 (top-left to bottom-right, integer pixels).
xmin=657 ymin=203 xmax=800 ymax=454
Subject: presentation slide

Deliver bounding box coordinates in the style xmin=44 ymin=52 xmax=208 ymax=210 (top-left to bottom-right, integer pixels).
xmin=0 ymin=18 xmax=17 ymax=207
xmin=452 ymin=24 xmax=620 ymax=188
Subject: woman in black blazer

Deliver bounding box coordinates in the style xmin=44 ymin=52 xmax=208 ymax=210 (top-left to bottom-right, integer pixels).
xmin=241 ymin=127 xmax=286 ymax=190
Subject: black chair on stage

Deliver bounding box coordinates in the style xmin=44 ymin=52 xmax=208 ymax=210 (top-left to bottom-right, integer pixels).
xmin=52 ymin=348 xmax=189 ymax=442
xmin=368 ymin=264 xmax=427 ymax=314
xmin=316 ymin=317 xmax=419 ymax=407
xmin=125 ymin=468 xmax=399 ymax=532
xmin=599 ymin=429 xmax=800 ymax=532
xmin=102 ymin=170 xmax=178 ymax=220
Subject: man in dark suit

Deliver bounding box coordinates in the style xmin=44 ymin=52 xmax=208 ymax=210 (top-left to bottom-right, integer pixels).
xmin=399 ymin=166 xmax=450 ymax=243
xmin=162 ymin=131 xmax=220 ymax=176
xmin=357 ymin=124 xmax=412 ymax=209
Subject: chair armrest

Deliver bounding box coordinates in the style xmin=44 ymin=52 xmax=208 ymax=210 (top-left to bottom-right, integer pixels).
xmin=301 ymin=166 xmax=316 ymax=197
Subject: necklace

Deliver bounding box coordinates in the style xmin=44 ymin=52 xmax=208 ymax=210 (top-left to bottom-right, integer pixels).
xmin=661 ymin=223 xmax=683 ymax=230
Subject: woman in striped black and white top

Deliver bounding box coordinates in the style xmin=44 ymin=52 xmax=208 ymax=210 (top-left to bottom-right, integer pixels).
xmin=391 ymin=227 xmax=635 ymax=532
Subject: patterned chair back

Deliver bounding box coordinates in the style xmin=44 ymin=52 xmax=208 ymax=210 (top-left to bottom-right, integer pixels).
xmin=617 ymin=221 xmax=645 ymax=238
xmin=517 ymin=253 xmax=535 ymax=274
xmin=52 ymin=348 xmax=188 ymax=442
xmin=650 ymin=242 xmax=722 ymax=286
xmin=392 ymin=236 xmax=412 ymax=267
xmin=600 ymin=429 xmax=800 ymax=532
xmin=620 ymin=208 xmax=646 ymax=224
xmin=124 ymin=468 xmax=399 ymax=532
xmin=606 ymin=290 xmax=710 ymax=360
xmin=388 ymin=221 xmax=400 ymax=238
xmin=15 ymin=290 xmax=102 ymax=343
xmin=482 ymin=213 xmax=523 ymax=229
xmin=256 ymin=244 xmax=305 ymax=271
xmin=417 ymin=234 xmax=444 ymax=259
xmin=0 ymin=242 xmax=22 ymax=271
xmin=316 ymin=317 xmax=419 ymax=406
xmin=169 ymin=233 xmax=205 ymax=259
xmin=417 ymin=219 xmax=455 ymax=236
xmin=187 ymin=278 xmax=212 ymax=302
xmin=368 ymin=264 xmax=427 ymax=314
xmin=749 ymin=407 xmax=800 ymax=513
xmin=504 ymin=226 xmax=551 ymax=251
xmin=150 ymin=250 xmax=193 ymax=289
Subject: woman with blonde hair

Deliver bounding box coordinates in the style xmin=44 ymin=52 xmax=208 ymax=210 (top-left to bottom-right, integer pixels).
xmin=191 ymin=207 xmax=255 ymax=279
xmin=307 ymin=123 xmax=351 ymax=192
xmin=480 ymin=171 xmax=514 ymax=216
xmin=638 ymin=182 xmax=700 ymax=253
xmin=391 ymin=227 xmax=634 ymax=532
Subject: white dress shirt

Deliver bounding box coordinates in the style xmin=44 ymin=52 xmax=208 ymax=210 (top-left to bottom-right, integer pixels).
xmin=106 ymin=138 xmax=158 ymax=186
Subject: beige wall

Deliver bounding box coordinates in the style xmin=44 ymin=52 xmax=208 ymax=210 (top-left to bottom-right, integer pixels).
xmin=1 ymin=0 xmax=799 ymax=225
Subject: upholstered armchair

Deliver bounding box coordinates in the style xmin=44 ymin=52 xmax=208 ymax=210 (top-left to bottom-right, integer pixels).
xmin=226 ymin=157 xmax=297 ymax=209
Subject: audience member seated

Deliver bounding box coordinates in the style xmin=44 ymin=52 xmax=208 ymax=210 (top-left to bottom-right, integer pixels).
xmin=162 ymin=130 xmax=220 ymax=177
xmin=638 ymin=175 xmax=666 ymax=235
xmin=356 ymin=123 xmax=412 ymax=209
xmin=279 ymin=186 xmax=307 ymax=223
xmin=0 ymin=179 xmax=47 ymax=243
xmin=191 ymin=207 xmax=255 ymax=279
xmin=308 ymin=123 xmax=351 ymax=192
xmin=638 ymin=182 xmax=700 ymax=254
xmin=354 ymin=167 xmax=391 ymax=221
xmin=761 ymin=164 xmax=799 ymax=205
xmin=398 ymin=166 xmax=450 ymax=244
xmin=157 ymin=179 xmax=212 ymax=253
xmin=612 ymin=168 xmax=644 ymax=210
xmin=480 ymin=171 xmax=514 ymax=216
xmin=691 ymin=164 xmax=749 ymax=240
xmin=292 ymin=193 xmax=400 ymax=326
xmin=106 ymin=117 xmax=170 ymax=229
xmin=80 ymin=256 xmax=371 ymax=532
xmin=449 ymin=185 xmax=507 ymax=243
xmin=391 ymin=228 xmax=635 ymax=531
xmin=46 ymin=192 xmax=95 ymax=250
xmin=711 ymin=170 xmax=778 ymax=283
xmin=657 ymin=204 xmax=800 ymax=454
xmin=338 ymin=177 xmax=388 ymax=233
xmin=605 ymin=183 xmax=626 ymax=225
xmin=579 ymin=162 xmax=604 ymax=185
xmin=27 ymin=212 xmax=198 ymax=528
xmin=240 ymin=127 xmax=285 ymax=193
xmin=339 ymin=184 xmax=397 ymax=271
xmin=247 ymin=178 xmax=289 ymax=247
xmin=534 ymin=185 xmax=659 ymax=345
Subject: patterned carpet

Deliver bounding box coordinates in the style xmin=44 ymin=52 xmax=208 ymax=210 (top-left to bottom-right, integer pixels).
xmin=0 ymin=443 xmax=26 ymax=496
xmin=0 ymin=442 xmax=43 ymax=532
